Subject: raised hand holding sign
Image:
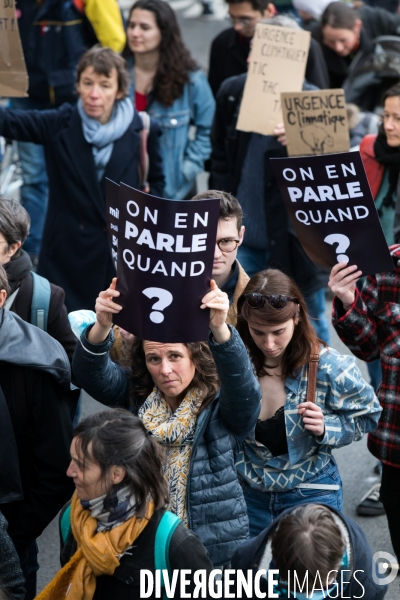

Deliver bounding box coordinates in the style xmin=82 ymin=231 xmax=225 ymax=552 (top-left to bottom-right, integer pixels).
xmin=106 ymin=183 xmax=220 ymax=342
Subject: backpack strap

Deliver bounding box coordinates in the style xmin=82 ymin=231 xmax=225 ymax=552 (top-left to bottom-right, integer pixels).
xmin=30 ymin=271 xmax=51 ymax=331
xmin=138 ymin=111 xmax=151 ymax=194
xmin=154 ymin=511 xmax=180 ymax=600
xmin=59 ymin=502 xmax=72 ymax=548
xmin=306 ymin=344 xmax=320 ymax=404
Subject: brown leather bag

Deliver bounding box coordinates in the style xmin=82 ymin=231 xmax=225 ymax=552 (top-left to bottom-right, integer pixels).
xmin=306 ymin=345 xmax=320 ymax=404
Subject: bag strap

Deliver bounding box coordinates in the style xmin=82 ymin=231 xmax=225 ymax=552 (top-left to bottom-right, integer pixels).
xmin=154 ymin=511 xmax=180 ymax=600
xmin=59 ymin=502 xmax=72 ymax=547
xmin=306 ymin=344 xmax=320 ymax=404
xmin=30 ymin=271 xmax=51 ymax=332
xmin=138 ymin=111 xmax=150 ymax=194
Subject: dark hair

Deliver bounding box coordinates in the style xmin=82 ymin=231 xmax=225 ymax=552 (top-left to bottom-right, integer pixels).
xmin=237 ymin=269 xmax=322 ymax=378
xmin=0 ymin=197 xmax=30 ymax=255
xmin=192 ymin=190 xmax=243 ymax=230
xmin=320 ymin=2 xmax=358 ymax=31
xmin=124 ymin=0 xmax=197 ymax=106
xmin=73 ymin=409 xmax=169 ymax=517
xmin=226 ymin=0 xmax=272 ymax=11
xmin=0 ymin=265 xmax=10 ymax=297
xmin=383 ymin=82 xmax=400 ymax=104
xmin=271 ymin=504 xmax=345 ymax=594
xmin=124 ymin=338 xmax=219 ymax=413
xmin=77 ymin=45 xmax=130 ymax=97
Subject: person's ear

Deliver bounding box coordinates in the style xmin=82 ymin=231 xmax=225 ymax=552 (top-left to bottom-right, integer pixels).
xmin=0 ymin=289 xmax=7 ymax=308
xmin=354 ymin=18 xmax=362 ymax=37
xmin=263 ymin=3 xmax=275 ymax=18
xmin=110 ymin=465 xmax=126 ymax=485
xmin=116 ymin=90 xmax=124 ymax=101
xmin=238 ymin=226 xmax=245 ymax=246
xmin=7 ymin=241 xmax=21 ymax=260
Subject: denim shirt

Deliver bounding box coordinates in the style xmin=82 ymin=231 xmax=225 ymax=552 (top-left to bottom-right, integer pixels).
xmin=236 ymin=346 xmax=381 ymax=491
xmin=128 ymin=62 xmax=215 ymax=199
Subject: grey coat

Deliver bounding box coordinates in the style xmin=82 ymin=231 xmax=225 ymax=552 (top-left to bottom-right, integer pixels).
xmin=0 ymin=511 xmax=25 ymax=600
xmin=72 ymin=326 xmax=261 ymax=566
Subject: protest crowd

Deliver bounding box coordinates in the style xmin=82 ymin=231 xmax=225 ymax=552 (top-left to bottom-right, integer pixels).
xmin=1 ymin=0 xmax=400 ymax=598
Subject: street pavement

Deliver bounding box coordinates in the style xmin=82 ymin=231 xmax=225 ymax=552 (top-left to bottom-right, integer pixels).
xmin=36 ymin=4 xmax=399 ymax=598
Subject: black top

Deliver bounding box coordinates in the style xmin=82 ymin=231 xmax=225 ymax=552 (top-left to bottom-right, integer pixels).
xmin=255 ymin=406 xmax=288 ymax=457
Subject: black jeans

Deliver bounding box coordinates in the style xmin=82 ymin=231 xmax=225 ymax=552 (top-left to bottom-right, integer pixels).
xmin=380 ymin=463 xmax=400 ymax=560
xmin=13 ymin=540 xmax=39 ymax=600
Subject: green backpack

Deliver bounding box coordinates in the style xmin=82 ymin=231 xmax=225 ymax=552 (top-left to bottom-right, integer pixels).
xmin=60 ymin=505 xmax=180 ymax=600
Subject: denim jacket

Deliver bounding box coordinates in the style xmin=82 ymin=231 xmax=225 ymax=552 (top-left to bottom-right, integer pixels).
xmin=236 ymin=346 xmax=381 ymax=491
xmin=129 ymin=62 xmax=215 ymax=199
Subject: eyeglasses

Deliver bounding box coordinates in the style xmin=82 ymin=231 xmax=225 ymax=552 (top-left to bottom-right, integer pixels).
xmin=216 ymin=238 xmax=240 ymax=253
xmin=244 ymin=293 xmax=298 ymax=309
xmin=228 ymin=15 xmax=256 ymax=27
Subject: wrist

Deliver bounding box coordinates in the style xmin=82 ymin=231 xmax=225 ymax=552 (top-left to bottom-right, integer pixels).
xmin=210 ymin=323 xmax=231 ymax=344
xmin=88 ymin=321 xmax=112 ymax=344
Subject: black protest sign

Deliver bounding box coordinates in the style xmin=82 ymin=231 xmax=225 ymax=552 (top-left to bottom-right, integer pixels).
xmin=109 ymin=184 xmax=220 ymax=342
xmin=105 ymin=179 xmax=120 ymax=270
xmin=270 ymin=152 xmax=394 ymax=276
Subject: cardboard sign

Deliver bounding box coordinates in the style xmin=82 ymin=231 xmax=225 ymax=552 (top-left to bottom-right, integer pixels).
xmin=281 ymin=89 xmax=350 ymax=157
xmin=0 ymin=0 xmax=28 ymax=97
xmin=270 ymin=152 xmax=394 ymax=276
xmin=236 ymin=23 xmax=310 ymax=136
xmin=106 ymin=182 xmax=220 ymax=342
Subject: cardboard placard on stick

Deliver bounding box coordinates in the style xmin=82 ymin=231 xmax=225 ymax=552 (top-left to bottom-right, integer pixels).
xmin=270 ymin=152 xmax=394 ymax=276
xmin=236 ymin=23 xmax=310 ymax=136
xmin=281 ymin=89 xmax=350 ymax=156
xmin=105 ymin=179 xmax=120 ymax=271
xmin=0 ymin=0 xmax=28 ymax=97
xmin=105 ymin=183 xmax=220 ymax=342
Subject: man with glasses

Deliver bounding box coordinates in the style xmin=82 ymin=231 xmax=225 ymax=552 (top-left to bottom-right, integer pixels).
xmin=208 ymin=0 xmax=329 ymax=98
xmin=192 ymin=190 xmax=249 ymax=325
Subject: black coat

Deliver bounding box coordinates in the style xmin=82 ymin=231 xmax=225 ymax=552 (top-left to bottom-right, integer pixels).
xmin=208 ymin=27 xmax=330 ymax=97
xmin=0 ymin=104 xmax=165 ymax=311
xmin=4 ymin=250 xmax=76 ymax=361
xmin=231 ymin=504 xmax=387 ymax=600
xmin=210 ymin=74 xmax=327 ymax=296
xmin=0 ymin=310 xmax=78 ymax=546
xmin=61 ymin=508 xmax=213 ymax=600
xmin=316 ymin=5 xmax=400 ymax=90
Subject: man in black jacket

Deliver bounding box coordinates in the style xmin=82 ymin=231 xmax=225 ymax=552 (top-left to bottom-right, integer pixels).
xmin=208 ymin=0 xmax=329 ymax=97
xmin=231 ymin=503 xmax=388 ymax=599
xmin=0 ymin=267 xmax=79 ymax=599
xmin=210 ymin=46 xmax=330 ymax=342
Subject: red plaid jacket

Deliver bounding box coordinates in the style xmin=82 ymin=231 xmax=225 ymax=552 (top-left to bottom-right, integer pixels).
xmin=332 ymin=246 xmax=400 ymax=468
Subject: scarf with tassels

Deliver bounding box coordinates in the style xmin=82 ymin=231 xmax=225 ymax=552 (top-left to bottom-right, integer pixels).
xmin=139 ymin=387 xmax=203 ymax=526
xmin=35 ymin=491 xmax=154 ymax=600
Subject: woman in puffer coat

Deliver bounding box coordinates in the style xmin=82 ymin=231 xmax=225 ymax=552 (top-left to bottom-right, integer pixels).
xmin=72 ymin=278 xmax=261 ymax=566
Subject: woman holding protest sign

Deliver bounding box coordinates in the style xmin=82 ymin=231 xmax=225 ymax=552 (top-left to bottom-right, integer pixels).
xmin=234 ymin=268 xmax=381 ymax=537
xmin=124 ymin=0 xmax=215 ymax=199
xmin=72 ymin=278 xmax=261 ymax=566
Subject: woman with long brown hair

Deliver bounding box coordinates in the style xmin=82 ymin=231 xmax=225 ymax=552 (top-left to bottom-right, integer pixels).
xmin=123 ymin=0 xmax=215 ymax=199
xmin=235 ymin=269 xmax=381 ymax=537
xmin=72 ymin=278 xmax=261 ymax=566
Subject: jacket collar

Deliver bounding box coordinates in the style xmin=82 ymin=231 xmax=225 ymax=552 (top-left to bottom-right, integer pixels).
xmin=0 ymin=309 xmax=72 ymax=387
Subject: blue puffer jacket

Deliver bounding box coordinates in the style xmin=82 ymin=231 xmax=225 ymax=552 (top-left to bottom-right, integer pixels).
xmin=72 ymin=326 xmax=261 ymax=566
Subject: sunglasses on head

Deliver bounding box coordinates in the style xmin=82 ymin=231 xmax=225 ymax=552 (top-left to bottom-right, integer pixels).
xmin=244 ymin=293 xmax=298 ymax=309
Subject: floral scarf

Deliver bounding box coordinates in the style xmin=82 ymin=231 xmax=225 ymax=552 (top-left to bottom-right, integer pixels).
xmin=139 ymin=387 xmax=203 ymax=525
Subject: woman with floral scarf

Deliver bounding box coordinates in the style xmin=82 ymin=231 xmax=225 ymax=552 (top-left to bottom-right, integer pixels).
xmin=72 ymin=278 xmax=261 ymax=567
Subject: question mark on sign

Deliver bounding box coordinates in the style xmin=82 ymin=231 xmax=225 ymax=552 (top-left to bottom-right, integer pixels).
xmin=324 ymin=233 xmax=351 ymax=263
xmin=142 ymin=288 xmax=173 ymax=324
